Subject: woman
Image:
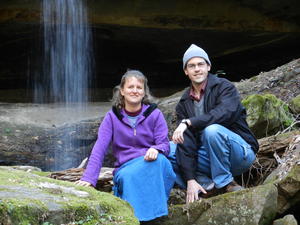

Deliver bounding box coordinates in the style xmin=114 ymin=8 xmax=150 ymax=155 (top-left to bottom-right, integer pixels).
xmin=75 ymin=70 xmax=176 ymax=222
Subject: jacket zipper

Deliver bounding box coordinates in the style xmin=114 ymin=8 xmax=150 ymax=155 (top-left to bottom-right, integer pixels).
xmin=134 ymin=128 xmax=136 ymax=136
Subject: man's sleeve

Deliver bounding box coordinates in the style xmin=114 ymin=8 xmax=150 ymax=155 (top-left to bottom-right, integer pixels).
xmin=175 ymin=101 xmax=198 ymax=181
xmin=176 ymin=128 xmax=198 ymax=181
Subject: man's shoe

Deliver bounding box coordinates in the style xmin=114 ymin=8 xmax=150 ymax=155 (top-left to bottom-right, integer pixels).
xmin=225 ymin=181 xmax=244 ymax=193
xmin=200 ymin=187 xmax=222 ymax=198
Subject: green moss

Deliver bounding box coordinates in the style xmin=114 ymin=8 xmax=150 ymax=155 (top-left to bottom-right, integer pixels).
xmin=289 ymin=94 xmax=300 ymax=114
xmin=0 ymin=196 xmax=131 ymax=225
xmin=242 ymin=94 xmax=294 ymax=138
xmin=59 ymin=194 xmax=136 ymax=224
xmin=282 ymin=165 xmax=300 ymax=182
xmin=0 ymin=166 xmax=139 ymax=225
xmin=0 ymin=199 xmax=48 ymax=225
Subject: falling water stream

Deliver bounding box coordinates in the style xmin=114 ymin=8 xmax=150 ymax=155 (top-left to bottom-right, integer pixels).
xmin=35 ymin=0 xmax=93 ymax=170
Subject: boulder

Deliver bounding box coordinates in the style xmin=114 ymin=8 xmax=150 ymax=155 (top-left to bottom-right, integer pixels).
xmin=289 ymin=94 xmax=300 ymax=115
xmin=273 ymin=215 xmax=298 ymax=225
xmin=157 ymin=183 xmax=278 ymax=225
xmin=0 ymin=166 xmax=138 ymax=225
xmin=242 ymin=94 xmax=294 ymax=138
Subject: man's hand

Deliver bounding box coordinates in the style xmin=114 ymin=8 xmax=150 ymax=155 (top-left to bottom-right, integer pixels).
xmin=172 ymin=123 xmax=188 ymax=144
xmin=75 ymin=180 xmax=92 ymax=187
xmin=144 ymin=148 xmax=159 ymax=161
xmin=186 ymin=179 xmax=207 ymax=203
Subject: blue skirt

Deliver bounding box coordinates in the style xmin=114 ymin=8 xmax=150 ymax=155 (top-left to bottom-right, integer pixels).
xmin=113 ymin=154 xmax=176 ymax=221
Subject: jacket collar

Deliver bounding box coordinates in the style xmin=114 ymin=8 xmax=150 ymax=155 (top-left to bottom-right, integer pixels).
xmin=112 ymin=103 xmax=157 ymax=121
xmin=180 ymin=73 xmax=219 ymax=102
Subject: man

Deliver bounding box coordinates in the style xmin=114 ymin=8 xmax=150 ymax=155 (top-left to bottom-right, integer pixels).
xmin=171 ymin=44 xmax=259 ymax=203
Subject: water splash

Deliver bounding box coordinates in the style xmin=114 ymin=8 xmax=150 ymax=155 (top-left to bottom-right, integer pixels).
xmin=36 ymin=0 xmax=93 ymax=171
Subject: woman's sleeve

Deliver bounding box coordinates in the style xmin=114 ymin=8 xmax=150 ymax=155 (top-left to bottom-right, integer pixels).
xmin=150 ymin=110 xmax=170 ymax=156
xmin=80 ymin=113 xmax=113 ymax=187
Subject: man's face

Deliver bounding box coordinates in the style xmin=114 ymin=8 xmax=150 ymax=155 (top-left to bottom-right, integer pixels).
xmin=184 ymin=57 xmax=211 ymax=85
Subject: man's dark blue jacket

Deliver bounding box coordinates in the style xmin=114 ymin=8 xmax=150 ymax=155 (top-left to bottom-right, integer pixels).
xmin=175 ymin=73 xmax=259 ymax=181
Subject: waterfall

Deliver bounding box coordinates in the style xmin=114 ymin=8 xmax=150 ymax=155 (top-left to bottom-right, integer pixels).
xmin=36 ymin=0 xmax=92 ymax=103
xmin=36 ymin=0 xmax=93 ymax=171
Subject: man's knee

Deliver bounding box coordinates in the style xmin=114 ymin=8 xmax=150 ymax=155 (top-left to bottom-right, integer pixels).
xmin=202 ymin=124 xmax=230 ymax=148
xmin=202 ymin=124 xmax=223 ymax=137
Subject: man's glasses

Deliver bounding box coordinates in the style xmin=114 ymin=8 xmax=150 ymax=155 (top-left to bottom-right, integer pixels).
xmin=186 ymin=62 xmax=207 ymax=70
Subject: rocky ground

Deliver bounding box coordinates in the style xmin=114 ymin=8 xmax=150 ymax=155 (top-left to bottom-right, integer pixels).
xmin=0 ymin=102 xmax=111 ymax=128
xmin=235 ymin=58 xmax=300 ymax=103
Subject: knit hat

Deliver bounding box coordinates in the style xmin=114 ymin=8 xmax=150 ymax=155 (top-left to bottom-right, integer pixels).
xmin=183 ymin=44 xmax=211 ymax=69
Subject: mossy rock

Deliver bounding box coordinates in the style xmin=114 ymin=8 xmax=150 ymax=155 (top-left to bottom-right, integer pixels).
xmin=159 ymin=183 xmax=277 ymax=225
xmin=273 ymin=214 xmax=298 ymax=225
xmin=0 ymin=166 xmax=139 ymax=225
xmin=276 ymin=165 xmax=300 ymax=214
xmin=289 ymin=94 xmax=300 ymax=115
xmin=242 ymin=94 xmax=294 ymax=138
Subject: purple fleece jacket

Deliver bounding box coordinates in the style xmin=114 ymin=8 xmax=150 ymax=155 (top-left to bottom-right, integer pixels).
xmin=81 ymin=104 xmax=170 ymax=187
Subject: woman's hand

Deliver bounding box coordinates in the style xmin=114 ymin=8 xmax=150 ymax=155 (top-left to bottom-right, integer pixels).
xmin=172 ymin=123 xmax=188 ymax=144
xmin=74 ymin=180 xmax=92 ymax=187
xmin=144 ymin=148 xmax=159 ymax=161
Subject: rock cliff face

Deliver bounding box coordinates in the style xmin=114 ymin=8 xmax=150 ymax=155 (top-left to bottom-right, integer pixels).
xmin=0 ymin=0 xmax=300 ymax=96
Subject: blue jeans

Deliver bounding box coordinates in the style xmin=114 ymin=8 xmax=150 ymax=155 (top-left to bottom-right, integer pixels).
xmin=169 ymin=124 xmax=256 ymax=189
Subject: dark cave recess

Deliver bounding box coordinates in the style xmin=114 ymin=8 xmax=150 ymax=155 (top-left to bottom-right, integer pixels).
xmin=1 ymin=24 xmax=300 ymax=93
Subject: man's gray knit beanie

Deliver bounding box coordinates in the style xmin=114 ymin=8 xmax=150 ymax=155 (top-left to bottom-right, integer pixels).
xmin=183 ymin=44 xmax=211 ymax=69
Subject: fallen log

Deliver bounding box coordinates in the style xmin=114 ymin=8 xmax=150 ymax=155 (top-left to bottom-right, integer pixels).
xmin=246 ymin=130 xmax=300 ymax=186
xmin=48 ymin=167 xmax=114 ymax=192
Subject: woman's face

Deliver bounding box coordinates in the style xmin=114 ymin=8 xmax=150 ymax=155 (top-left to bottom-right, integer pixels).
xmin=120 ymin=76 xmax=145 ymax=108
